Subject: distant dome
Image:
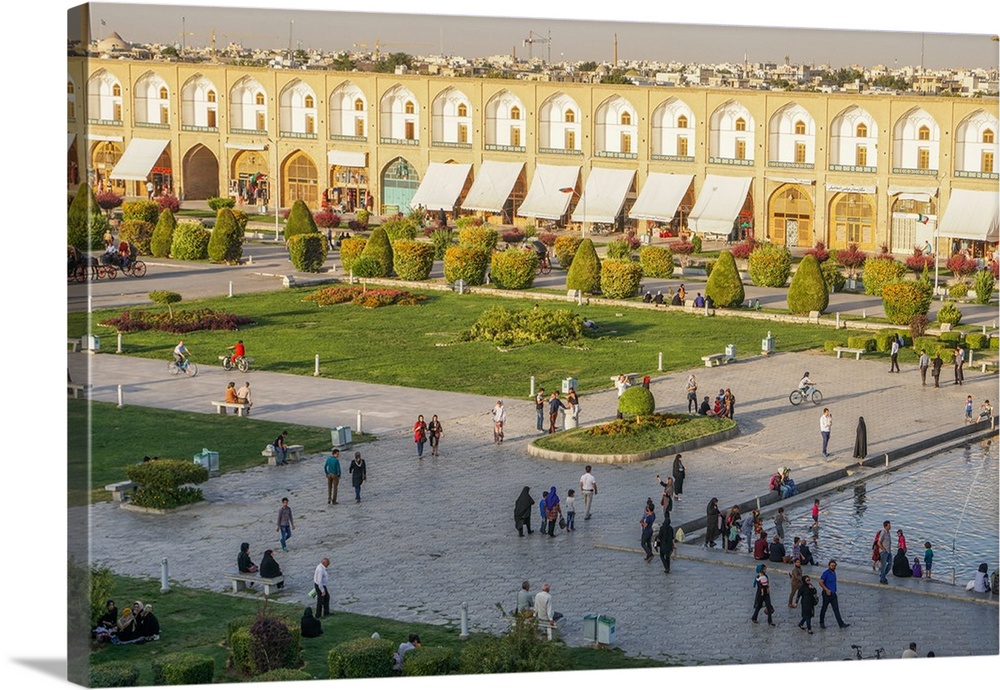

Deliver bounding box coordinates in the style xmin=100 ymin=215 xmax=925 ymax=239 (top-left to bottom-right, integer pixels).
xmin=98 ymin=31 xmax=129 ymax=52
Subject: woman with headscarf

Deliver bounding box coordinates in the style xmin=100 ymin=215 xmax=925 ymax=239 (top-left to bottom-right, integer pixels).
xmin=137 ymin=604 xmax=160 ymax=640
xmin=300 ymin=606 xmax=323 ymax=638
xmin=743 ymin=508 xmax=760 ymax=553
xmin=260 ymin=549 xmax=284 ymax=588
xmin=892 ymin=546 xmax=913 ymax=577
xmin=751 ymin=564 xmax=776 ymax=626
xmin=705 ymin=498 xmax=721 ymax=548
xmin=349 ymin=452 xmax=367 ymax=502
xmin=972 ymin=563 xmax=992 ymax=592
xmin=544 ymin=486 xmax=562 ymax=537
xmin=514 ymin=487 xmax=535 ymax=537
xmin=795 ymin=574 xmax=818 ymax=633
xmin=115 ymin=602 xmax=142 ymax=643
xmin=237 ymin=542 xmax=258 ymax=573
xmin=671 ymin=454 xmax=685 ymax=501
xmin=657 ymin=514 xmax=674 ymax=574
xmin=853 ymin=417 xmax=868 ymax=459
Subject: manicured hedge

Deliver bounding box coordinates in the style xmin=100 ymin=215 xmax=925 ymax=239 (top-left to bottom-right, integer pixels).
xmin=639 ymin=245 xmax=674 ymax=279
xmin=912 ymin=336 xmax=941 ymax=354
xmin=553 ymin=236 xmax=584 ymax=270
xmin=150 ymin=652 xmax=215 ymax=685
xmin=748 ymin=243 xmax=792 ymax=287
xmin=122 ymin=199 xmax=161 ymax=225
xmin=443 ymin=246 xmax=489 ymax=286
xmin=463 ymin=306 xmax=584 ymax=346
xmin=705 ymin=250 xmax=745 ymax=308
xmin=824 ymin=340 xmax=845 ymax=353
xmin=359 ymin=227 xmax=394 ymax=277
xmin=252 ymin=668 xmax=314 ymax=682
xmin=328 ymin=637 xmax=396 ymax=679
xmin=170 ymin=222 xmax=210 ymax=260
xmin=618 ymin=386 xmax=655 ymax=417
xmin=339 ymin=237 xmax=367 ymax=274
xmin=606 ymin=240 xmax=632 ymax=260
xmin=150 ymin=208 xmax=176 ymax=258
xmin=380 ymin=217 xmax=420 ymax=242
xmin=207 ymin=208 xmax=244 ymax=264
xmin=350 ymin=255 xmax=383 ymax=278
xmin=600 ymin=260 xmax=643 ymax=300
xmin=89 ymin=662 xmax=140 ymax=687
xmin=787 ymin=254 xmax=828 ymax=314
xmin=458 ymin=225 xmax=499 ymax=253
xmin=288 ymin=233 xmax=328 ymax=273
xmin=402 ymin=646 xmax=458 ymax=677
xmin=490 ymin=248 xmax=538 ymax=289
xmin=118 ymin=220 xmax=155 ymax=255
xmin=881 ymin=281 xmax=932 ymax=324
xmin=846 ymin=336 xmax=876 ymax=351
xmin=566 ymin=238 xmax=601 ymax=293
xmin=126 ymin=459 xmax=208 ymax=510
xmin=284 ymin=199 xmax=319 ymax=239
xmin=964 ymin=333 xmax=988 ymax=350
xmin=207 ymin=196 xmax=235 ymax=211
xmin=392 ymin=240 xmax=435 ymax=281
xmin=862 ymin=257 xmax=906 ymax=296
xmin=820 ymin=259 xmax=846 ymax=293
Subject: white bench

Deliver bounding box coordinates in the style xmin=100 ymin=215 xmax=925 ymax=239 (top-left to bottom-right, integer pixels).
xmin=978 ymin=358 xmax=998 ymax=373
xmin=701 ymin=353 xmax=733 ymax=367
xmin=105 ymin=480 xmax=137 ymax=502
xmin=211 ymin=400 xmax=250 ymax=416
xmin=68 ymin=383 xmax=91 ymax=399
xmin=834 ymin=347 xmax=866 ymax=360
xmin=228 ymin=570 xmax=284 ymax=596
xmin=262 ymin=444 xmax=305 ymax=465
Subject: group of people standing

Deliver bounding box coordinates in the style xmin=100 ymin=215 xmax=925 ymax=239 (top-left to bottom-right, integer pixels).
xmin=324 ymin=448 xmax=368 ymax=503
xmin=513 ymin=466 xmax=599 ymax=538
xmin=534 ymin=387 xmax=579 ymax=434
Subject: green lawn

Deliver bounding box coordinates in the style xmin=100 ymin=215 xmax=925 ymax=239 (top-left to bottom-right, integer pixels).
xmin=69 ymin=400 xmax=373 ymax=506
xmin=533 ymin=415 xmax=736 ymax=455
xmin=88 ymin=574 xmax=666 ymax=684
xmin=69 ymin=286 xmax=876 ymax=399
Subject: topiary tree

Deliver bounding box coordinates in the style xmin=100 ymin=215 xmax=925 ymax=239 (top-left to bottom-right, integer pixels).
xmin=118 ymin=220 xmax=155 ymax=255
xmin=605 ymin=240 xmax=632 ymax=260
xmin=149 ymin=290 xmax=181 ymax=317
xmin=786 ymin=254 xmax=829 ymax=314
xmin=150 ymin=208 xmax=176 ymax=258
xmin=392 ymin=240 xmax=435 ymax=280
xmin=208 ymin=208 xmax=245 ymax=263
xmin=748 ymin=243 xmax=792 ymax=287
xmin=328 ymin=637 xmax=396 ymax=679
xmin=126 ymin=459 xmax=209 ymax=510
xmin=284 ymin=199 xmax=319 ymax=240
xmin=122 ymin=200 xmax=161 ymax=225
xmin=881 ymin=280 xmax=932 ymax=324
xmin=359 ymin=227 xmax=393 ymax=276
xmin=89 ymin=662 xmax=140 ymax=687
xmin=600 ymin=260 xmax=643 ymax=299
xmin=207 ymin=196 xmax=236 ymax=211
xmin=490 ymin=248 xmax=538 ymax=289
xmin=339 ymin=237 xmax=367 ymax=274
xmin=170 ymin=222 xmax=210 ymax=260
xmin=288 ymin=233 xmax=328 ymax=272
xmin=973 ymin=269 xmax=995 ymax=305
xmin=95 ymin=190 xmax=124 ymax=218
xmin=553 ymin=236 xmax=584 ymax=269
xmin=566 ymin=238 xmax=601 ymax=293
xmin=430 ymin=227 xmax=454 ymax=259
xmin=618 ymin=385 xmax=656 ymax=422
xmin=67 ymin=184 xmax=110 ymax=251
xmin=151 ymin=653 xmax=215 ymax=686
xmin=862 ymin=256 xmax=906 ymax=296
xmin=705 ymin=250 xmax=745 ymax=307
xmin=350 ymin=255 xmax=382 ymax=278
xmin=820 ymin=259 xmax=846 ymax=293
xmin=936 ymin=301 xmax=963 ymax=327
xmin=458 ymin=225 xmax=499 ymax=253
xmin=639 ymin=245 xmax=674 ymax=279
xmin=379 ymin=217 xmax=420 ymax=242
xmin=443 ymin=246 xmax=489 ymax=285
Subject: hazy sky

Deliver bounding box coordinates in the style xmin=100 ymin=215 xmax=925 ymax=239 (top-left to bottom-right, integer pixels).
xmin=85 ymin=0 xmax=999 ymax=70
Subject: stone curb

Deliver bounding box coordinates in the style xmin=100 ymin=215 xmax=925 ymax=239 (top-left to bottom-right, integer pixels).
xmin=525 ymin=423 xmax=741 ymax=464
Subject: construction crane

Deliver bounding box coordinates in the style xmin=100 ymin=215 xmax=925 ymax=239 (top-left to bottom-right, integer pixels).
xmin=352 ymin=38 xmax=434 ymax=62
xmin=209 ymin=29 xmax=279 ymax=60
xmin=522 ymin=30 xmax=550 ymax=64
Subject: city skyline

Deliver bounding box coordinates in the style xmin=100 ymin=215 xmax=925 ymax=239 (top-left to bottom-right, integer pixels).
xmin=87 ymin=0 xmax=1000 ymax=71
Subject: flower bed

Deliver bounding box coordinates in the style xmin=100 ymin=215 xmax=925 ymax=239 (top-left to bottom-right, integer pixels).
xmin=99 ymin=309 xmax=255 ymax=333
xmin=303 ymin=285 xmax=426 ymax=308
xmin=532 ymin=413 xmax=735 ymax=457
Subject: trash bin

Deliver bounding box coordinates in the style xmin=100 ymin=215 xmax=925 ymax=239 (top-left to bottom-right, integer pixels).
xmin=331 ymin=426 xmax=353 ymax=448
xmin=561 ymin=377 xmax=578 ymax=394
xmin=725 ymin=343 xmax=737 ymax=361
xmin=582 ymin=614 xmax=598 ymax=643
xmin=596 ymin=615 xmax=617 ymax=645
xmin=761 ymin=331 xmax=774 ymax=356
xmin=86 ymin=335 xmax=101 ymax=351
xmin=194 ymin=448 xmax=220 ymax=475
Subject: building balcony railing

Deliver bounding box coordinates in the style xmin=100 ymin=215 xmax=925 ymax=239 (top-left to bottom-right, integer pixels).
xmin=330 ymin=134 xmax=367 ymax=142
xmin=651 ymin=154 xmax=695 ymax=163
xmin=231 ymin=128 xmax=268 ymax=136
xmin=955 ymin=170 xmax=999 ymax=180
xmin=708 ymin=156 xmax=754 ymax=166
xmin=380 ymin=137 xmax=420 ymax=146
xmin=595 ymin=150 xmax=638 ymax=159
xmin=767 ymin=160 xmax=814 ymax=170
xmin=279 ymin=131 xmax=318 ymax=139
xmin=135 ymin=121 xmax=170 ymax=129
xmin=431 ymin=140 xmax=473 ymax=149
xmin=538 ymin=147 xmax=583 ymax=156
xmin=829 ymin=164 xmax=876 ymax=174
xmin=88 ymin=118 xmax=122 ymax=127
xmin=181 ymin=125 xmax=219 ymax=133
xmin=892 ymin=167 xmax=938 ymax=176
xmin=485 ymin=144 xmax=526 ymax=153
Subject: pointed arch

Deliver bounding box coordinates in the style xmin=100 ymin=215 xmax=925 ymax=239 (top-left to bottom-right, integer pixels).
xmin=892 ymin=107 xmax=939 ymax=171
xmin=485 ymin=89 xmax=526 ymax=149
xmin=651 ymin=97 xmax=695 ymax=158
xmin=279 ymin=79 xmax=318 ymax=136
xmin=767 ymin=183 xmax=814 ymax=247
xmin=538 ymin=91 xmax=581 ymax=151
xmin=87 ymin=68 xmax=123 ymax=122
xmin=829 ymin=105 xmax=878 ymax=169
xmin=283 ymin=149 xmax=319 ymax=208
xmin=134 ymin=70 xmax=170 ymax=125
xmin=594 ymin=95 xmax=637 ymax=156
xmin=954 ymin=109 xmax=999 ymax=175
xmin=431 ymin=86 xmax=473 ymax=145
xmin=230 ymin=75 xmax=268 ymax=132
xmin=380 ymin=84 xmax=419 ymax=142
xmin=182 ymin=144 xmax=220 ymax=200
xmin=709 ymin=100 xmax=754 ymax=162
xmin=181 ymin=73 xmax=220 ymax=130
xmin=329 ymin=80 xmax=368 ymax=139
xmin=767 ymin=102 xmax=815 ymax=166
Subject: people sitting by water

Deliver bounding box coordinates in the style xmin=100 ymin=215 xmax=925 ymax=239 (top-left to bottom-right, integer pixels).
xmin=970 ymin=563 xmax=992 ymax=592
xmin=582 ymin=317 xmax=598 ymax=330
xmin=768 ymin=535 xmax=791 ymax=564
xmin=237 ymin=542 xmax=258 ymax=574
xmin=670 ymin=291 xmax=683 ymax=306
xmin=698 ymin=396 xmax=713 ymax=416
xmin=653 ymin=290 xmax=664 ymax=305
xmin=911 ymin=557 xmax=923 ymax=578
xmin=300 ymin=606 xmax=323 ymax=638
xmin=753 ymin=531 xmax=770 ymax=560
xmin=980 ymin=400 xmax=994 ymax=426
xmin=642 ymin=290 xmax=653 ymax=303
xmin=225 ymin=381 xmax=238 ymax=404
xmin=779 ymin=469 xmax=796 ymax=499
xmin=136 ymin=604 xmax=160 ymax=640
xmin=693 ymin=293 xmax=705 ymax=308
xmin=259 ymin=549 xmax=284 ymax=588
xmin=798 ymin=539 xmax=818 ymax=566
xmin=892 ymin=548 xmax=913 ymax=577
xmin=393 ymin=634 xmax=422 ymax=673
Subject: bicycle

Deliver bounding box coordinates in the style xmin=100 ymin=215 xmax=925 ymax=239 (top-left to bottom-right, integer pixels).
xmin=847 ymin=644 xmax=885 ymax=660
xmin=167 ymin=357 xmax=199 ymax=377
xmin=789 ymin=385 xmax=823 ymax=406
xmin=536 ymin=254 xmax=552 ymax=276
xmin=220 ymin=354 xmax=251 ymax=372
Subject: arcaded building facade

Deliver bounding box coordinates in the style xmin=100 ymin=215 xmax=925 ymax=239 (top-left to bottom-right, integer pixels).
xmin=67 ymin=57 xmax=999 ymax=254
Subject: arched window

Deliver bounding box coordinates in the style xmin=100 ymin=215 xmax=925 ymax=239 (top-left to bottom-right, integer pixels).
xmin=565 ymin=109 xmax=575 ymax=123
xmin=457 ymin=103 xmax=468 ymax=117
xmin=918 ymin=125 xmax=930 ymax=141
xmin=677 ymin=114 xmax=688 ymax=129
xmin=510 ymin=106 xmax=521 ymax=120
xmin=794 ymin=120 xmax=806 ymax=135
xmin=207 ymin=90 xmax=216 ymax=103
xmin=984 ymin=129 xmax=995 ymax=144
xmin=112 ymin=84 xmax=121 ymax=97
xmin=621 ymin=112 xmax=631 ymax=126
xmin=735 ymin=117 xmax=746 ymax=132
xmin=159 ymin=87 xmax=168 ymax=99
xmin=405 ymin=101 xmax=415 ymax=114
xmin=354 ymin=98 xmax=364 ymax=111
xmin=255 ymin=92 xmax=265 ymax=106
xmin=304 ymin=95 xmax=314 ymax=109
xmin=856 ymin=123 xmax=868 ymax=138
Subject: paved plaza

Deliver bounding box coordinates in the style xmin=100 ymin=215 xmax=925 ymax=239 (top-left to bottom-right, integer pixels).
xmin=75 ymin=343 xmax=999 ymax=665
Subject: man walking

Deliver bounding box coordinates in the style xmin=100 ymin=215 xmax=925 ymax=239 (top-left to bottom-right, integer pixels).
xmin=818 ymin=559 xmax=850 ymax=629
xmin=931 ymin=352 xmax=943 ymax=388
xmin=889 ymin=335 xmax=900 ymax=373
xmin=314 ymin=557 xmax=331 ymax=618
xmin=686 ymin=375 xmax=698 ymax=413
xmin=640 ymin=505 xmax=656 ymax=562
xmin=579 ymin=465 xmax=598 ymax=520
xmin=276 ymin=497 xmax=295 ymax=551
xmin=535 ymin=388 xmax=546 ymax=432
xmin=547 ymin=391 xmax=567 ymax=434
xmin=819 ymin=408 xmax=833 ymax=457
xmin=877 ymin=520 xmax=892 ymax=584
xmin=918 ymin=349 xmax=930 ymax=385
xmin=657 ymin=516 xmax=674 ymax=573
xmin=325 ymin=449 xmax=342 ymax=505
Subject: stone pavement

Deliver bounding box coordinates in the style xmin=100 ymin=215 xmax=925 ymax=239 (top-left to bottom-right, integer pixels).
xmin=75 ymin=346 xmax=999 ymax=664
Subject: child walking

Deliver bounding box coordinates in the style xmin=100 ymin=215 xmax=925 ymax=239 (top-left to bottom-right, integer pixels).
xmin=811 ymin=499 xmax=820 ymax=523
xmin=924 ymin=541 xmax=934 ymax=579
xmin=565 ymin=489 xmax=577 ymax=531
xmin=965 ymin=395 xmax=974 ymax=424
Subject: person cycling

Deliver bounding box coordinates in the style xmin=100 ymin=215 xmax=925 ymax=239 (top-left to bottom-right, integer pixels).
xmin=531 ymin=239 xmax=549 ymax=266
xmin=228 ymin=340 xmax=246 ymax=360
xmin=173 ymin=340 xmax=193 ymax=366
xmin=798 ymin=372 xmax=815 ymax=394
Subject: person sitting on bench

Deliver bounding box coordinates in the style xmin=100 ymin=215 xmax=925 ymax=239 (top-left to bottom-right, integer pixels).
xmin=259 ymin=549 xmax=284 ymax=588
xmin=237 ymin=542 xmax=258 ymax=574
xmin=225 ymin=381 xmax=238 ymax=404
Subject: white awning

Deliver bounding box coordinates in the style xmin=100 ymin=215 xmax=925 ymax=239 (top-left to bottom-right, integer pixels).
xmin=461 ymin=161 xmax=525 ymax=213
xmin=67 ymin=133 xmax=76 ymax=151
xmin=688 ymin=175 xmax=753 ymax=236
xmin=629 ymin=173 xmax=693 ymax=222
xmin=516 ymin=164 xmax=581 ymax=220
xmin=887 ymin=184 xmax=938 ymax=203
xmin=110 ymin=138 xmax=170 ymax=181
xmin=224 ymin=142 xmax=266 ymax=150
xmin=408 ymin=162 xmax=472 ymax=211
xmin=571 ymin=167 xmax=636 ymax=224
xmin=327 ymin=150 xmax=367 ymax=167
xmin=937 ymin=188 xmax=999 ymax=242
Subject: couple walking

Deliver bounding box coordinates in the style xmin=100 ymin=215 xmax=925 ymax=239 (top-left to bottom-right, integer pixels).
xmin=412 ymin=414 xmax=444 ymax=458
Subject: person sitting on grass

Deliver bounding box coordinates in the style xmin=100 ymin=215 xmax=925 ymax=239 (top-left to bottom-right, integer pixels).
xmin=300 ymin=607 xmax=323 ymax=638
xmin=93 ymin=600 xmax=119 ymax=641
xmin=136 ymin=604 xmax=160 ymax=641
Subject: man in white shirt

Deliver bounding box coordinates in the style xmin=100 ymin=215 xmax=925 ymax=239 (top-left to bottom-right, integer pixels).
xmin=579 ymin=465 xmax=598 ymax=520
xmin=236 ymin=381 xmax=252 ymax=414
xmin=615 ymin=374 xmax=630 ymax=419
xmin=313 ymin=557 xmax=331 ymax=618
xmin=819 ymin=408 xmax=833 ymax=457
xmin=918 ymin=349 xmax=930 ymax=386
xmin=533 ymin=583 xmax=554 ymax=625
xmin=889 ymin=335 xmax=900 ymax=373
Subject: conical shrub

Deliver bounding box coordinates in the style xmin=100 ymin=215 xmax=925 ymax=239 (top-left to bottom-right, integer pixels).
xmin=150 ymin=208 xmax=177 ymax=258
xmin=359 ymin=227 xmax=393 ymax=277
xmin=67 ymin=184 xmax=109 ymax=250
xmin=208 ymin=208 xmax=245 ymax=263
xmin=566 ymin=238 xmax=601 ymax=293
xmin=284 ymin=199 xmax=318 ymax=240
xmin=787 ymin=254 xmax=829 ymax=314
xmin=705 ymin=250 xmax=745 ymax=307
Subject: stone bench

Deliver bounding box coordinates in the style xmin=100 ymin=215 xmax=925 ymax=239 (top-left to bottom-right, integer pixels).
xmin=105 ymin=480 xmax=137 ymax=503
xmin=228 ymin=570 xmax=284 ymax=596
xmin=978 ymin=358 xmax=998 ymax=373
xmin=211 ymin=400 xmax=250 ymax=416
xmin=262 ymin=444 xmax=305 ymax=465
xmin=701 ymin=353 xmax=733 ymax=367
xmin=68 ymin=383 xmax=91 ymax=399
xmin=834 ymin=347 xmax=866 ymax=360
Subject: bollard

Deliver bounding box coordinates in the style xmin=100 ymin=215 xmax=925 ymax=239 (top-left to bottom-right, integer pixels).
xmin=247 ymin=255 xmax=252 ymax=265
xmin=160 ymin=557 xmax=170 ymax=593
xmin=117 ymin=332 xmax=122 ymax=354
xmin=576 ymin=290 xmax=582 ymax=306
xmin=530 ymin=376 xmax=535 ymax=396
xmin=88 ymin=295 xmax=93 ymax=313
xmin=117 ymin=384 xmax=124 ymax=409
xmin=836 ymin=312 xmax=840 ymax=329
xmin=349 ymin=269 xmax=354 ymax=285
xmin=357 ymin=410 xmax=363 ymax=434
xmin=885 ymin=453 xmax=889 ymax=468
xmin=862 ymin=309 xmax=867 ymax=319
xmin=459 ymin=602 xmax=469 ymax=640
xmin=229 ymin=281 xmax=234 ymax=298
xmin=658 ymin=352 xmax=663 ymax=372
xmin=314 ymin=354 xmax=320 ymax=376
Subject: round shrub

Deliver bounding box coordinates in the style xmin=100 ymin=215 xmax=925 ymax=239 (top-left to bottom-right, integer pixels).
xmin=973 ymin=269 xmax=995 ymax=304
xmin=207 ymin=196 xmax=235 ymax=211
xmin=965 ymin=333 xmax=988 ymax=350
xmin=359 ymin=227 xmax=394 ymax=276
xmin=402 ymin=646 xmax=458 ymax=677
xmin=991 ymin=336 xmax=999 ymax=350
xmin=122 ymin=199 xmax=161 ymax=225
xmin=169 ymin=222 xmax=210 ymax=260
xmin=253 ymin=669 xmax=314 ymax=682
xmin=208 ymin=208 xmax=245 ymax=264
xmin=787 ymin=254 xmax=829 ymax=315
xmin=553 ymin=236 xmax=584 ymax=269
xmin=748 ymin=243 xmax=792 ymax=287
xmin=936 ymin=302 xmax=963 ymax=327
xmin=126 ymin=459 xmax=209 ymax=510
xmin=948 ymin=281 xmax=969 ymax=300
xmin=247 ymin=614 xmax=301 ymax=674
xmin=705 ymin=250 xmax=745 ymax=308
xmin=328 ymin=637 xmax=396 ymax=679
xmin=938 ymin=331 xmax=962 ymax=345
xmin=89 ymin=662 xmax=140 ymax=687
xmin=350 ymin=255 xmax=382 ymax=278
xmin=458 ymin=225 xmax=499 ymax=253
xmin=566 ymin=238 xmax=601 ymax=293
xmin=443 ymin=246 xmax=489 ymax=286
xmin=118 ymin=220 xmax=155 ymax=256
xmin=380 ymin=217 xmax=420 ymax=242
xmin=284 ymin=199 xmax=319 ymax=239
xmin=862 ymin=257 xmax=906 ymax=296
xmin=490 ymin=248 xmax=538 ymax=289
xmin=339 ymin=237 xmax=367 ymax=274
xmin=847 ymin=336 xmax=876 ymax=351
xmin=639 ymin=245 xmax=675 ymax=279
xmin=392 ymin=240 xmax=435 ymax=280
xmin=912 ymin=336 xmax=941 ymax=353
xmin=355 ymin=208 xmax=370 ymax=227
xmin=618 ymin=386 xmax=656 ymax=417
xmin=288 ymin=233 xmax=328 ymax=272
xmin=881 ymin=280 xmax=932 ymax=324
xmin=150 ymin=208 xmax=176 ymax=258
xmin=600 ymin=260 xmax=643 ymax=300
xmin=151 ymin=652 xmax=215 ymax=686
xmin=606 ymin=240 xmax=632 ymax=260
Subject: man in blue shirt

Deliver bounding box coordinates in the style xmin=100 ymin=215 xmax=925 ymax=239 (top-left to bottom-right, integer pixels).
xmin=324 ymin=449 xmax=342 ymax=504
xmin=547 ymin=391 xmax=568 ymax=434
xmin=819 ymin=559 xmax=850 ymax=629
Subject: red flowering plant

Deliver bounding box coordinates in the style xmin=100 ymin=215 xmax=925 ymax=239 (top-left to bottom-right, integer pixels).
xmin=836 ymin=243 xmax=867 ymax=279
xmin=729 ymin=238 xmax=757 ymax=264
xmin=538 ymin=232 xmax=557 ymax=247
xmin=946 ymin=253 xmax=979 ymax=279
xmin=668 ymin=239 xmax=695 ymax=267
xmin=155 ymin=194 xmax=181 ymax=213
xmin=95 ymin=191 xmax=123 ymax=217
xmin=312 ymin=210 xmax=341 ymax=229
xmin=501 ymin=229 xmax=525 ymax=245
xmin=804 ymin=241 xmax=830 ymax=263
xmin=623 ymin=230 xmax=642 ymax=250
xmin=905 ymin=247 xmax=936 ymax=276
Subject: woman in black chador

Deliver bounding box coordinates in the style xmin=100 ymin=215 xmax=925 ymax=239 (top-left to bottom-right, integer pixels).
xmin=514 ymin=486 xmax=535 ymax=537
xmin=853 ymin=417 xmax=868 ymax=459
xmin=260 ymin=549 xmax=284 ymax=588
xmin=705 ymin=497 xmax=720 ymax=547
